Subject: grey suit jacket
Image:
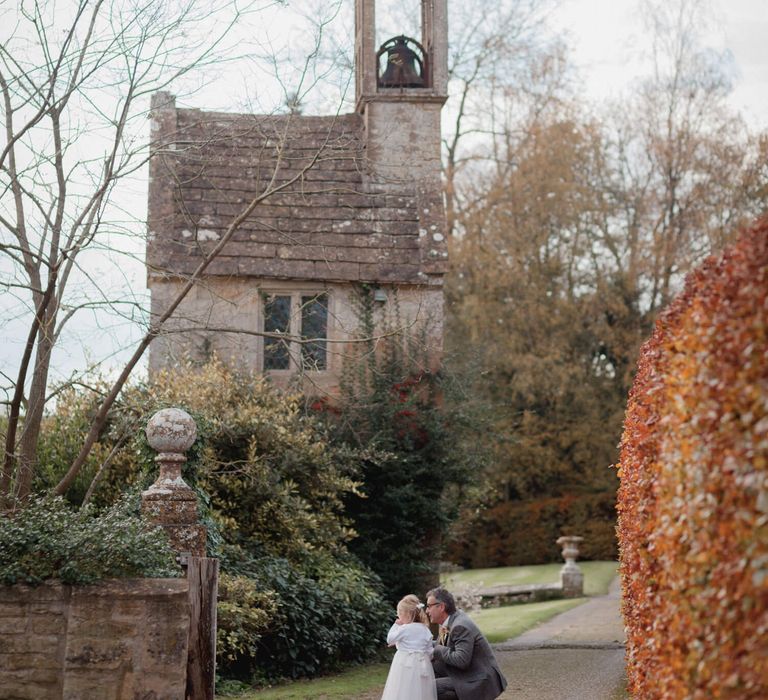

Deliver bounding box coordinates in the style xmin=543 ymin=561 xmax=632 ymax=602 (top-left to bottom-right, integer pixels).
xmin=432 ymin=610 xmax=507 ymax=700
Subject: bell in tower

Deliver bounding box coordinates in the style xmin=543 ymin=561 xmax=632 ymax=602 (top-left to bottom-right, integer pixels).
xmin=377 ymin=35 xmax=427 ymax=88
xmin=355 ymin=0 xmax=447 ymax=183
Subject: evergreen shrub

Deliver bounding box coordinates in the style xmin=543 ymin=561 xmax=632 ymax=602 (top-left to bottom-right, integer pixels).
xmin=617 ymin=219 xmax=768 ymax=699
xmin=0 ymin=495 xmax=179 ymax=585
xmin=219 ymin=547 xmax=389 ymax=681
xmin=34 ymin=383 xmax=115 ymax=506
xmin=216 ymin=572 xmax=277 ymax=669
xmin=329 ymin=287 xmax=480 ymax=601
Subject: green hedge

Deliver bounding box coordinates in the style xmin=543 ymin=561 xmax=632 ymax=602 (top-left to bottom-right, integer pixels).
xmin=218 ymin=547 xmax=390 ymax=681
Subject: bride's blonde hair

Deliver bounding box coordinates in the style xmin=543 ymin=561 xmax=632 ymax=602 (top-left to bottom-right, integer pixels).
xmin=397 ymin=594 xmax=429 ymax=625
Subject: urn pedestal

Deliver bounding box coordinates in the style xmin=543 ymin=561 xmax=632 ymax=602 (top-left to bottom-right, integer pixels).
xmin=556 ymin=535 xmax=584 ymax=598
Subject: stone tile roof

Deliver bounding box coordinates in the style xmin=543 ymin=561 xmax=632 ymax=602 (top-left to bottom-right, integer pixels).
xmin=147 ymin=107 xmax=447 ymax=285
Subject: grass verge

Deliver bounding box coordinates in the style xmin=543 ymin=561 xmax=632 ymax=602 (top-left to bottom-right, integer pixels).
xmin=442 ymin=560 xmax=618 ymax=597
xmin=217 ymin=663 xmax=390 ymax=699
xmin=471 ymin=597 xmax=586 ymax=643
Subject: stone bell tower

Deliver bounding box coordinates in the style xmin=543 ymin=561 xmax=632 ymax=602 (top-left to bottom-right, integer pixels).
xmin=355 ymin=0 xmax=448 ymax=188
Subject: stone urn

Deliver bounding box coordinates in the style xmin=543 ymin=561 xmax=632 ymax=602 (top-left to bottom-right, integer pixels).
xmin=556 ymin=535 xmax=584 ymax=597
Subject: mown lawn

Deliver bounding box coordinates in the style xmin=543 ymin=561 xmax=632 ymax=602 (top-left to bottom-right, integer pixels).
xmin=442 ymin=560 xmax=618 ymax=596
xmin=471 ymin=597 xmax=586 ymax=643
xmin=217 ymin=561 xmax=619 ymax=699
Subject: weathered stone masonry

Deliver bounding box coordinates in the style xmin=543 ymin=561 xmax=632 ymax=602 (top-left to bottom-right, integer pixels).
xmin=0 ymin=579 xmax=189 ymax=700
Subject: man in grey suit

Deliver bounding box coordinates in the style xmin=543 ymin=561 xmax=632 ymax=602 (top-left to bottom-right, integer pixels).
xmin=426 ymin=587 xmax=508 ymax=700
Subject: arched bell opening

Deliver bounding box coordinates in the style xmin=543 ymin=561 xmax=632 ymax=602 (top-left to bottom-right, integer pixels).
xmin=376 ymin=35 xmax=429 ymax=89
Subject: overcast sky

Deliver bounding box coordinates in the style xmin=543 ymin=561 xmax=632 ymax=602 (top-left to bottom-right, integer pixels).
xmin=2 ymin=0 xmax=766 ymax=393
xmin=553 ymin=0 xmax=768 ymax=125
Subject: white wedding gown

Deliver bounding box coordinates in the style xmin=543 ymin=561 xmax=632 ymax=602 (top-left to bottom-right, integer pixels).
xmin=381 ymin=622 xmax=437 ymax=700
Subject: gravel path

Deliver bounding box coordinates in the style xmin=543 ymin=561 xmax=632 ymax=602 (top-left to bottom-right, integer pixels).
xmin=494 ymin=577 xmax=628 ymax=700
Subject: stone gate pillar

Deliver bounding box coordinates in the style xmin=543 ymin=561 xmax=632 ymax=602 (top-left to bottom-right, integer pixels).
xmin=141 ymin=408 xmax=206 ymax=564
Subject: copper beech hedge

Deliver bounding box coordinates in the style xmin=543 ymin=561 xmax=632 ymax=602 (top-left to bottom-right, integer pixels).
xmin=617 ymin=218 xmax=768 ymax=699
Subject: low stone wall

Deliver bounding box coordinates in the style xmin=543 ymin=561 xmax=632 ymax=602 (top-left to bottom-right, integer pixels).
xmin=0 ymin=578 xmax=189 ymax=700
xmin=476 ymin=582 xmax=564 ymax=607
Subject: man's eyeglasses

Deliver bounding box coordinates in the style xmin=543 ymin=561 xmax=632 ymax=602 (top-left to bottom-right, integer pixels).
xmin=425 ymin=602 xmax=442 ymax=608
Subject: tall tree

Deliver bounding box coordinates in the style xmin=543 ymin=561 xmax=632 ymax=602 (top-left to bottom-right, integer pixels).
xmin=449 ymin=111 xmax=619 ymax=496
xmin=604 ymin=0 xmax=766 ymax=313
xmin=444 ymin=0 xmax=767 ymax=565
xmin=442 ymin=0 xmax=565 ymax=236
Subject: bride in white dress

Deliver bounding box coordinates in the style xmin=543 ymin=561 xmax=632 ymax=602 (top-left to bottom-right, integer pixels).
xmin=381 ymin=594 xmax=437 ymax=700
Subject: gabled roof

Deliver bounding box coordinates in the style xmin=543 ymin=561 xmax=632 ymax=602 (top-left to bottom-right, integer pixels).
xmin=147 ymin=101 xmax=447 ymax=286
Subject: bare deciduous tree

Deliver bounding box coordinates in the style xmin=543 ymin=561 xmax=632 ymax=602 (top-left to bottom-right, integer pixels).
xmin=442 ymin=0 xmax=565 ymax=236
xmin=0 ymin=0 xmax=352 ymax=504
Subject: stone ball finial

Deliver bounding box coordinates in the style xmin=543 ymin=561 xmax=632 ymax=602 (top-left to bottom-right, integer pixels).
xmin=146 ymin=408 xmax=197 ymax=455
xmin=142 ymin=407 xmax=205 ymax=561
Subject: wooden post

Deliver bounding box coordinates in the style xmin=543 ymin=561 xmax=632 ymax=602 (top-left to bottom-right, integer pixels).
xmin=186 ymin=557 xmax=219 ymax=700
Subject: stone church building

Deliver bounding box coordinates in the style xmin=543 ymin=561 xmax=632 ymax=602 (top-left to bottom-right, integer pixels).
xmin=147 ymin=0 xmax=449 ymax=395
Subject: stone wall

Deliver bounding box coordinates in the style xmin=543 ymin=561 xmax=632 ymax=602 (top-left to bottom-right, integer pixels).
xmin=148 ymin=278 xmax=444 ymax=392
xmin=0 ymin=578 xmax=189 ymax=700
xmin=362 ymin=98 xmax=445 ymax=186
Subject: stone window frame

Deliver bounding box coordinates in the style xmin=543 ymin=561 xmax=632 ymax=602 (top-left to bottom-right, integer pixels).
xmin=259 ymin=288 xmax=332 ymax=374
